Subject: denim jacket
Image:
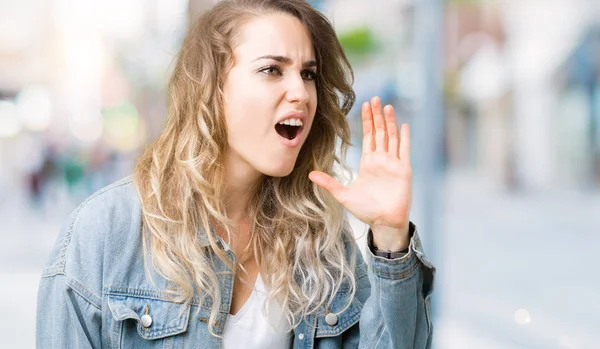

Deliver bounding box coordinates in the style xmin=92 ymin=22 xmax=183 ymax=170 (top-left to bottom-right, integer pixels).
xmin=36 ymin=176 xmax=435 ymax=348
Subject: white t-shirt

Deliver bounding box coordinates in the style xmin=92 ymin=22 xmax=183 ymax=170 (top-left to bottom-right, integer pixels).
xmin=223 ymin=273 xmax=293 ymax=348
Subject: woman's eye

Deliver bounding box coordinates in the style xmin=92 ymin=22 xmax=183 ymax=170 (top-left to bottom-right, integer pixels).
xmin=260 ymin=66 xmax=282 ymax=76
xmin=302 ymin=70 xmax=317 ymax=81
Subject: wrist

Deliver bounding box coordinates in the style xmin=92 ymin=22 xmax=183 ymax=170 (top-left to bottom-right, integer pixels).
xmin=370 ymin=224 xmax=410 ymax=251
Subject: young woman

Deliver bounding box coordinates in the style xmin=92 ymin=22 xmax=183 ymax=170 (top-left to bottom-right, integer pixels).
xmin=36 ymin=0 xmax=435 ymax=348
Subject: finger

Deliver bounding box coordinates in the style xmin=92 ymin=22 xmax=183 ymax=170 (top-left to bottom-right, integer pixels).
xmin=399 ymin=123 xmax=411 ymax=163
xmin=308 ymin=171 xmax=346 ymax=203
xmin=371 ymin=96 xmax=387 ymax=152
xmin=361 ymin=102 xmax=374 ymax=153
xmin=384 ymin=104 xmax=399 ymax=158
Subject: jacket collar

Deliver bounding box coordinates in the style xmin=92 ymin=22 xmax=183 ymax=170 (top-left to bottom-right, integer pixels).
xmin=196 ymin=224 xmax=231 ymax=252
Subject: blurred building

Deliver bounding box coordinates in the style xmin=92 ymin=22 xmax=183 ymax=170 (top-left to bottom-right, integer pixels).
xmin=444 ymin=0 xmax=600 ymax=192
xmin=554 ymin=26 xmax=600 ymax=188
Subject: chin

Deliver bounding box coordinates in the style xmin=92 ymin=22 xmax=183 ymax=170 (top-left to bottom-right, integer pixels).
xmin=263 ymin=167 xmax=295 ymax=178
xmin=259 ymin=162 xmax=296 ymax=178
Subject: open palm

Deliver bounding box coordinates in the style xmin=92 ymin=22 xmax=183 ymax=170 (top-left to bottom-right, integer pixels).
xmin=309 ymin=96 xmax=413 ymax=235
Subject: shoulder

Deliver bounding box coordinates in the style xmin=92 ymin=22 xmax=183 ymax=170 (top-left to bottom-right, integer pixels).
xmin=65 ymin=175 xmax=141 ymax=251
xmin=75 ymin=175 xmax=140 ymax=215
xmin=42 ymin=176 xmax=143 ymax=294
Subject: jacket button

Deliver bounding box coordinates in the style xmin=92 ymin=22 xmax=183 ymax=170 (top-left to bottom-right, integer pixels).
xmin=325 ymin=313 xmax=338 ymax=326
xmin=141 ymin=314 xmax=153 ymax=328
xmin=298 ymin=333 xmax=304 ymax=340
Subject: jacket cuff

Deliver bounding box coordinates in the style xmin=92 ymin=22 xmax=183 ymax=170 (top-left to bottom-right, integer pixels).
xmin=366 ymin=222 xmax=435 ymax=281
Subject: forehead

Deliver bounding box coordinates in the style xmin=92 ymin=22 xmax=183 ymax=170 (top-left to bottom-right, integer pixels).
xmin=233 ymin=13 xmax=315 ymax=61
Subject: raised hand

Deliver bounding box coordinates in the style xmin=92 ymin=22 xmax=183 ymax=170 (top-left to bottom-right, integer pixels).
xmin=309 ymin=96 xmax=413 ymax=251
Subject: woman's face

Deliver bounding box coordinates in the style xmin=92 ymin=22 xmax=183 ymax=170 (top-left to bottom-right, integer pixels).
xmin=222 ymin=12 xmax=318 ymax=179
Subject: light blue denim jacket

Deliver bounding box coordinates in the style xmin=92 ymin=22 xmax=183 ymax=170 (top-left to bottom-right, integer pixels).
xmin=36 ymin=176 xmax=435 ymax=348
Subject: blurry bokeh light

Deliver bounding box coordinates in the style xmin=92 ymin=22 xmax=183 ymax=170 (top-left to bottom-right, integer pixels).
xmin=16 ymin=86 xmax=54 ymax=132
xmin=514 ymin=309 xmax=532 ymax=325
xmin=0 ymin=101 xmax=22 ymax=138
xmin=69 ymin=109 xmax=103 ymax=143
xmin=102 ymin=102 xmax=145 ymax=151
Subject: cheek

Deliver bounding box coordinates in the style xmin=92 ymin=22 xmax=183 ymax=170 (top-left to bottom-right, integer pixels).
xmin=230 ymin=81 xmax=274 ymax=112
xmin=224 ymin=88 xmax=259 ymax=123
xmin=224 ymin=92 xmax=271 ymax=140
xmin=223 ymin=72 xmax=263 ymax=119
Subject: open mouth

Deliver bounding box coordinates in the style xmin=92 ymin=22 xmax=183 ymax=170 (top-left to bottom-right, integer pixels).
xmin=275 ymin=123 xmax=302 ymax=140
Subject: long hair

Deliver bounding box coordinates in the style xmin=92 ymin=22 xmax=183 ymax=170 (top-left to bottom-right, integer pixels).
xmin=133 ymin=0 xmax=357 ymax=335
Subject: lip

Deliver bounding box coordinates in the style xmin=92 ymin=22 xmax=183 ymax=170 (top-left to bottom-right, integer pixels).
xmin=276 ymin=110 xmax=307 ymax=125
xmin=275 ymin=111 xmax=307 ymax=148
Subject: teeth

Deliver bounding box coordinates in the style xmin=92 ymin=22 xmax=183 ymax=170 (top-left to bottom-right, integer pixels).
xmin=279 ymin=118 xmax=303 ymax=127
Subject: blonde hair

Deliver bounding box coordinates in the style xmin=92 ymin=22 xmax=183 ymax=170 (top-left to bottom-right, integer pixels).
xmin=133 ymin=0 xmax=357 ymax=334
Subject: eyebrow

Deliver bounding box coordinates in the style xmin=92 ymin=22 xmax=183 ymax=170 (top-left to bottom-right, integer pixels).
xmin=252 ymin=55 xmax=317 ymax=68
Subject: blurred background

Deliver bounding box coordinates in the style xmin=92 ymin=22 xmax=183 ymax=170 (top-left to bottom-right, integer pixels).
xmin=1 ymin=0 xmax=599 ymax=347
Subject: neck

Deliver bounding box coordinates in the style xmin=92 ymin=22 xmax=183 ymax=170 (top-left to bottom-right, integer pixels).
xmin=222 ymin=182 xmax=254 ymax=222
xmin=221 ymin=153 xmax=263 ymax=222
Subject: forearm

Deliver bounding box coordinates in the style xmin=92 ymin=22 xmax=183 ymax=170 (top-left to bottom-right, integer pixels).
xmin=358 ymin=225 xmax=436 ymax=348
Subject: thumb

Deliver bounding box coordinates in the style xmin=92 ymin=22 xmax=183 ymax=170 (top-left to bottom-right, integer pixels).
xmin=308 ymin=171 xmax=346 ymax=202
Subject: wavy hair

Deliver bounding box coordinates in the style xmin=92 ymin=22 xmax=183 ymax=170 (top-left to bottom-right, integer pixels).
xmin=133 ymin=0 xmax=357 ymax=334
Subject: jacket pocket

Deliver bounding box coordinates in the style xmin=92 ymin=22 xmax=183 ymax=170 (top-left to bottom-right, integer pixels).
xmin=107 ymin=293 xmax=191 ymax=349
xmin=315 ymin=296 xmax=363 ymax=338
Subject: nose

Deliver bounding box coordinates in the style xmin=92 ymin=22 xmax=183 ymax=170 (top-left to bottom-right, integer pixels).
xmin=285 ymin=74 xmax=310 ymax=105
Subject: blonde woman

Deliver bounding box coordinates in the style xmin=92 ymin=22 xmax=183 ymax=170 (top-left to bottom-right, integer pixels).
xmin=36 ymin=0 xmax=435 ymax=348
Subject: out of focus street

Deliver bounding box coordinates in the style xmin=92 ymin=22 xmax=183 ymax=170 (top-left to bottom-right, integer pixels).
xmin=2 ymin=0 xmax=600 ymax=347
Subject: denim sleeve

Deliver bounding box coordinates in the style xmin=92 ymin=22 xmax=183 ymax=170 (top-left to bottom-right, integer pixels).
xmin=356 ymin=222 xmax=436 ymax=349
xmin=36 ymin=201 xmax=105 ymax=349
